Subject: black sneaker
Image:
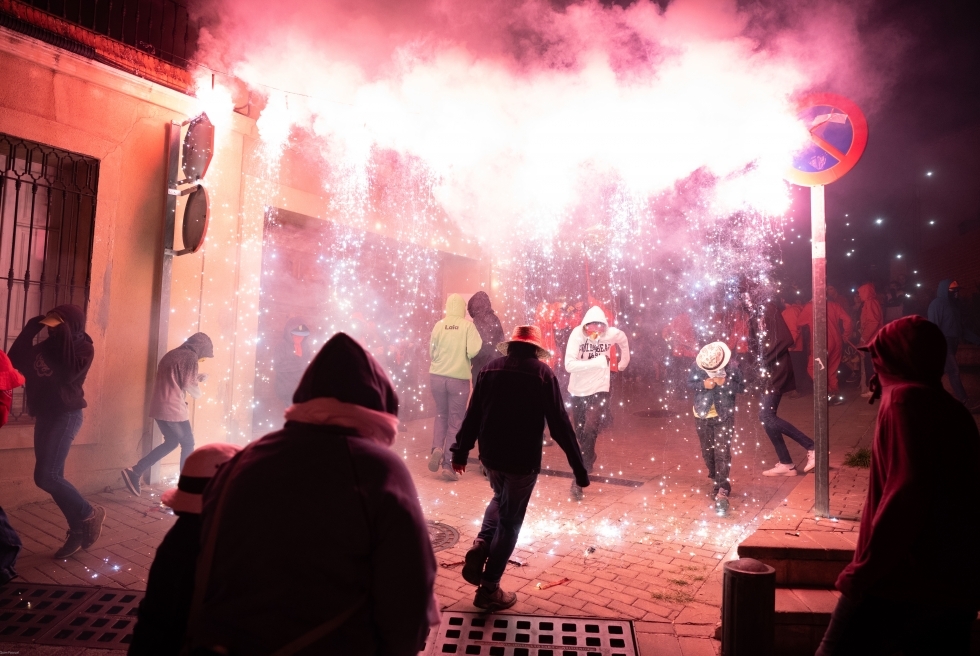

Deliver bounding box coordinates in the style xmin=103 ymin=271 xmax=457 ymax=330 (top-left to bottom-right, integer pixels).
xmin=54 ymin=531 xmax=84 ymax=559
xmin=474 ymin=585 xmax=517 ymax=611
xmin=121 ymin=468 xmax=141 ymax=497
xmin=462 ymin=541 xmax=489 ymax=586
xmin=81 ymin=506 xmax=106 ymax=549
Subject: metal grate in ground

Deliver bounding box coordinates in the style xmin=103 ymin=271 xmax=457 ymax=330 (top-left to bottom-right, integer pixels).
xmin=0 ymin=583 xmax=144 ymax=649
xmin=425 ymin=611 xmax=637 ymax=656
xmin=428 ymin=521 xmax=461 ymax=552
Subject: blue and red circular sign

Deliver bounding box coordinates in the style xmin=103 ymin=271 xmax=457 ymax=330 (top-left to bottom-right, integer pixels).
xmin=785 ymin=93 xmax=868 ymax=187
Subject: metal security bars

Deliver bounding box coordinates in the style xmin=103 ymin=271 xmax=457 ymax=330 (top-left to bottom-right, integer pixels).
xmin=0 ymin=133 xmax=99 ymax=424
xmin=20 ymin=0 xmax=197 ymax=67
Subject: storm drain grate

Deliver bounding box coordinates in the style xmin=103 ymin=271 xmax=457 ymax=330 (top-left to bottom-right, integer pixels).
xmin=428 ymin=521 xmax=460 ymax=552
xmin=0 ymin=583 xmax=99 ymax=643
xmin=0 ymin=584 xmax=143 ymax=648
xmin=425 ymin=611 xmax=637 ymax=656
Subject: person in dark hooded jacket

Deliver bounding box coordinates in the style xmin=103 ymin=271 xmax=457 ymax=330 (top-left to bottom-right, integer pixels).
xmin=927 ymin=279 xmax=980 ymax=407
xmin=273 ymin=317 xmax=314 ymax=403
xmin=8 ymin=304 xmax=103 ymax=559
xmin=467 ymin=292 xmax=505 ymax=383
xmin=816 ymin=316 xmax=980 ymax=655
xmin=121 ymin=333 xmax=214 ymax=497
xmin=183 ymin=333 xmax=438 ymax=656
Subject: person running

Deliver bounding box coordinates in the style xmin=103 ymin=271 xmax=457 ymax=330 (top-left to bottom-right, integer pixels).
xmin=927 ymin=279 xmax=980 ymax=409
xmin=745 ymin=293 xmax=815 ymax=476
xmin=8 ymin=305 xmax=104 ymax=559
xmin=856 ymin=282 xmax=883 ymax=398
xmin=799 ymin=289 xmax=853 ymax=405
xmin=467 ymin=292 xmax=505 ymax=383
xmin=688 ymin=342 xmax=745 ymax=515
xmin=428 ymin=293 xmax=481 ymax=481
xmin=816 ymin=316 xmax=980 ymax=655
xmin=451 ymin=326 xmax=589 ymax=611
xmin=564 ymin=306 xmax=630 ymax=499
xmin=121 ymin=333 xmax=214 ymax=496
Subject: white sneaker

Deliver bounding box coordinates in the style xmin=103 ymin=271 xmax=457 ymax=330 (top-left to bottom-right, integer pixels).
xmin=428 ymin=448 xmax=443 ymax=473
xmin=763 ymin=462 xmax=798 ymax=477
xmin=860 ymin=391 xmax=873 ymax=398
xmin=804 ymin=450 xmax=815 ymax=473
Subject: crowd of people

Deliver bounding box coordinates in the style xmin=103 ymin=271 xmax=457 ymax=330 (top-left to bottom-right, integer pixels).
xmin=0 ymin=274 xmax=977 ymax=653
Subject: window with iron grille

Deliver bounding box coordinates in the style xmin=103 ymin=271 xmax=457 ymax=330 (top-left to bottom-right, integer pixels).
xmin=0 ymin=133 xmax=99 ymax=424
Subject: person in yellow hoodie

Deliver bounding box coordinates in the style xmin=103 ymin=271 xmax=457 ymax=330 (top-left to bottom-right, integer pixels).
xmin=429 ymin=294 xmax=482 ymax=481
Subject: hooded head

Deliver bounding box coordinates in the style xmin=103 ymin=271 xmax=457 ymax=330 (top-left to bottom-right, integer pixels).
xmin=181 ymin=333 xmax=214 ymax=359
xmin=937 ymin=278 xmax=957 ymax=302
xmin=47 ymin=304 xmax=86 ymax=335
xmin=580 ymin=306 xmax=609 ymax=339
xmin=467 ymin=291 xmax=494 ymax=317
xmin=858 ymin=283 xmax=876 ymax=303
xmin=445 ymin=293 xmax=466 ymax=318
xmin=863 ymin=316 xmax=946 ymax=390
xmin=293 ymin=332 xmax=398 ymax=416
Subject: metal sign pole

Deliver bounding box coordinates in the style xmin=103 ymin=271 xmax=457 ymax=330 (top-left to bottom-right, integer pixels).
xmin=811 ymin=184 xmax=830 ymax=517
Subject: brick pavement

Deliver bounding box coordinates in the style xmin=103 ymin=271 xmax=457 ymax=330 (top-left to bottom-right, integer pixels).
xmin=2 ymin=389 xmax=881 ymax=655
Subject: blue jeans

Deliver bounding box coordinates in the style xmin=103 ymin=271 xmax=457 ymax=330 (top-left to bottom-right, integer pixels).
xmin=695 ymin=415 xmax=732 ymax=494
xmin=759 ymin=392 xmax=813 ymax=465
xmin=944 ymin=342 xmax=968 ymax=403
xmin=476 ymin=468 xmax=538 ymax=586
xmin=34 ymin=410 xmax=92 ymax=530
xmin=133 ymin=419 xmax=195 ymax=475
xmin=816 ymin=594 xmax=974 ymax=656
xmin=430 ymin=374 xmax=469 ymax=469
xmin=0 ymin=505 xmax=21 ymax=584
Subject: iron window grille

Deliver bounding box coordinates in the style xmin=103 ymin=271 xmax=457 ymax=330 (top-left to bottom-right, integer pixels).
xmin=19 ymin=0 xmax=197 ymax=67
xmin=0 ymin=133 xmax=99 ymax=424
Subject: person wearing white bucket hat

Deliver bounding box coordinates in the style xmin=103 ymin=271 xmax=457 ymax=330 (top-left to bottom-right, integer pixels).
xmin=128 ymin=442 xmax=241 ymax=655
xmin=688 ymin=342 xmax=744 ymax=515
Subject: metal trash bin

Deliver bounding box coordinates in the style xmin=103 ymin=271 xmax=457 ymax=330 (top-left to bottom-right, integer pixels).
xmin=722 ymin=557 xmax=776 ymax=656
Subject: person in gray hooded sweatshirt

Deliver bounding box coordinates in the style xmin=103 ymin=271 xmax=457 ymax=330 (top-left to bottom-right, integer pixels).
xmin=121 ymin=333 xmax=214 ymax=496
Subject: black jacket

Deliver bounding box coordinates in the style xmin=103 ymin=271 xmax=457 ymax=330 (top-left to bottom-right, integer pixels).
xmin=467 ymin=292 xmax=505 ymax=381
xmin=451 ymin=353 xmax=588 ymax=483
xmin=188 ymin=334 xmax=434 ymax=656
xmin=747 ymin=304 xmax=796 ymax=395
xmin=8 ymin=304 xmax=94 ymax=416
xmin=128 ymin=513 xmax=200 ymax=656
xmin=687 ymin=360 xmax=745 ymax=421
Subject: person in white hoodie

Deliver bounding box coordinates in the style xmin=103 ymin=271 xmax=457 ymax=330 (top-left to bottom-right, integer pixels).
xmin=564 ymin=306 xmax=631 ymax=499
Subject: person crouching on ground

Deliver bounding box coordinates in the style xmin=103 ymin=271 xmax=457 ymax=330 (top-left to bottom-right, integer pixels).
xmin=564 ymin=306 xmax=630 ymax=499
xmin=183 ymin=333 xmax=438 ymax=655
xmin=8 ymin=305 xmax=103 ymax=559
xmin=816 ymin=316 xmax=980 ymax=655
xmin=688 ymin=342 xmax=744 ymax=516
xmin=128 ymin=442 xmax=241 ymax=655
xmin=451 ymin=326 xmax=590 ymax=611
xmin=122 ymin=333 xmax=214 ymax=496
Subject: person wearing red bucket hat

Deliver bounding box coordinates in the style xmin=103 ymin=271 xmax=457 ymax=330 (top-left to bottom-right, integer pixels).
xmin=128 ymin=442 xmax=241 ymax=655
xmin=451 ymin=325 xmax=589 ymax=612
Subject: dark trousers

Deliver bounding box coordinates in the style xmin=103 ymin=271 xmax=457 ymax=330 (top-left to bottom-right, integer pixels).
xmin=476 ymin=468 xmax=537 ymax=586
xmin=430 ymin=374 xmax=470 ymax=469
xmin=789 ymin=350 xmax=812 ymax=394
xmin=944 ymin=342 xmax=968 ymax=403
xmin=571 ymin=392 xmax=609 ymax=473
xmin=759 ymin=392 xmax=814 ymax=465
xmin=816 ymin=594 xmax=975 ymax=656
xmin=34 ymin=410 xmax=92 ymax=530
xmin=862 ymin=351 xmax=875 ymax=387
xmin=0 ymin=506 xmax=21 ymax=584
xmin=694 ymin=415 xmax=733 ymax=494
xmin=133 ymin=419 xmax=195 ymax=476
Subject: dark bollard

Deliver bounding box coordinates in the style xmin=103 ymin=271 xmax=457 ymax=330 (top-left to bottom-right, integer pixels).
xmin=722 ymin=557 xmax=776 ymax=656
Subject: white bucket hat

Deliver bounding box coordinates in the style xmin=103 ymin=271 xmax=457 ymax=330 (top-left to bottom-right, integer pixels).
xmin=161 ymin=442 xmax=242 ymax=514
xmin=696 ymin=342 xmax=732 ymax=377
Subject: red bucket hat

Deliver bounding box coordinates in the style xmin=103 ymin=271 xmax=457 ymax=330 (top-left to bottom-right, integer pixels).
xmin=496 ymin=325 xmax=551 ymax=360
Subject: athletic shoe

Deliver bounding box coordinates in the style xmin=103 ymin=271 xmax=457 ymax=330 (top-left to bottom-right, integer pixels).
xmin=570 ymin=482 xmax=584 ymax=501
xmin=462 ymin=540 xmax=489 ymax=586
xmin=474 ymin=585 xmax=517 ymax=611
xmin=81 ymin=505 xmax=106 ymax=549
xmin=804 ymin=450 xmax=816 ymax=473
xmin=441 ymin=467 xmax=459 ymax=482
xmin=714 ymin=489 xmax=730 ymax=515
xmin=53 ymin=531 xmax=84 ymax=559
xmin=428 ymin=448 xmax=444 ymax=473
xmin=829 ymin=395 xmax=845 ymax=406
xmin=121 ymin=468 xmax=141 ymax=497
xmin=763 ymin=462 xmax=798 ymax=477
xmin=860 ymin=391 xmax=873 ymax=398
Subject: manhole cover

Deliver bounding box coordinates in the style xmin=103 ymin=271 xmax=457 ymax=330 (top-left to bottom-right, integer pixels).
xmin=424 ymin=611 xmax=637 ymax=655
xmin=427 ymin=521 xmax=459 ymax=552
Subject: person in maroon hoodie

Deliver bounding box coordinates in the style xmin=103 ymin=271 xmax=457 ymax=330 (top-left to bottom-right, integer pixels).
xmin=816 ymin=315 xmax=980 ymax=656
xmin=8 ymin=305 xmax=103 ymax=559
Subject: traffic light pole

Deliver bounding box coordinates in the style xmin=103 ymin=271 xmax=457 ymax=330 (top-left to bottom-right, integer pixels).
xmin=811 ymin=185 xmax=830 ymax=517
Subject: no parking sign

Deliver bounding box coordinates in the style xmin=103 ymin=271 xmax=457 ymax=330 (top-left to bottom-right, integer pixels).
xmin=785 ymin=93 xmax=868 ymax=187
